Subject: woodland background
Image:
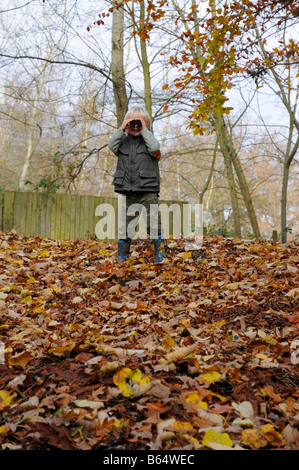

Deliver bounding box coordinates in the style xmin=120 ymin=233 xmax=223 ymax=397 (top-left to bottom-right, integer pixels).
xmin=0 ymin=0 xmax=298 ymax=242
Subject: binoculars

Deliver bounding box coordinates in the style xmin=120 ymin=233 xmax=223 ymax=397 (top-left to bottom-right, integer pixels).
xmin=128 ymin=119 xmax=142 ymax=130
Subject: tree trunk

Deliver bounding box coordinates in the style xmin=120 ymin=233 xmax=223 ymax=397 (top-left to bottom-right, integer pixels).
xmin=172 ymin=0 xmax=258 ymax=238
xmin=111 ymin=1 xmax=128 ymax=127
xmin=255 ymin=25 xmax=299 ymax=242
xmin=214 ymin=115 xmax=241 ymax=237
xmin=199 ymin=138 xmax=217 ymax=205
xmin=18 ymin=70 xmax=46 ymax=190
xmin=139 ymin=1 xmax=153 ymax=123
xmin=78 ymin=117 xmax=89 ymax=192
xmin=215 ymin=115 xmax=261 ymax=238
xmin=280 ymin=123 xmax=299 ymax=242
xmin=280 ymin=161 xmax=291 ymax=243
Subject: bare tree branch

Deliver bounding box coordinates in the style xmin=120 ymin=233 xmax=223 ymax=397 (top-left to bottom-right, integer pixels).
xmin=0 ymin=52 xmax=113 ymax=82
xmin=0 ymin=1 xmax=36 ymax=14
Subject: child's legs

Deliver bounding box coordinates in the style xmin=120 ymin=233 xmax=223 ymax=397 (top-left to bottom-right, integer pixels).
xmin=140 ymin=193 xmax=162 ymax=238
xmin=125 ymin=192 xmax=162 ymax=239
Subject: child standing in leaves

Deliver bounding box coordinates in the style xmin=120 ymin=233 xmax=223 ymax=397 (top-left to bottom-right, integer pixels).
xmin=108 ymin=106 xmax=165 ymax=263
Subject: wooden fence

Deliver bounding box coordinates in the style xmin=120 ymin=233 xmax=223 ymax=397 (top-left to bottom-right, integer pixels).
xmin=0 ymin=191 xmax=192 ymax=241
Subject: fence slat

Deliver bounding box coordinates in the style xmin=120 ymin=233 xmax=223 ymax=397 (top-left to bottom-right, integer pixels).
xmin=3 ymin=191 xmax=15 ymax=233
xmin=0 ymin=191 xmax=3 ymax=232
xmin=29 ymin=192 xmax=36 ymax=236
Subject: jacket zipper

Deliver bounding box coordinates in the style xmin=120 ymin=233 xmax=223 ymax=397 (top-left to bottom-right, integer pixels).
xmin=130 ymin=143 xmax=135 ymax=188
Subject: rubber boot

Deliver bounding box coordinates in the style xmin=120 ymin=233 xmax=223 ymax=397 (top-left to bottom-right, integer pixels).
xmin=153 ymin=235 xmax=165 ymax=263
xmin=117 ymin=239 xmax=131 ymax=262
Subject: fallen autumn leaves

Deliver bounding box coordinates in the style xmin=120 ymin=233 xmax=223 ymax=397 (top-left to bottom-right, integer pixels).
xmin=0 ymin=231 xmax=298 ymax=450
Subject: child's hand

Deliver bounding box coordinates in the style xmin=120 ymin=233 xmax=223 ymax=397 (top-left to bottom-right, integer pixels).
xmin=121 ymin=117 xmax=147 ymax=134
xmin=121 ymin=119 xmax=131 ymax=132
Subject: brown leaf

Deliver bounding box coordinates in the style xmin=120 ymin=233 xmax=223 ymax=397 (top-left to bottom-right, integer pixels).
xmin=166 ymin=342 xmax=198 ymax=363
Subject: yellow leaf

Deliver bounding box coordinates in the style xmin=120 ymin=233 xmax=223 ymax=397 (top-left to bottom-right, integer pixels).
xmin=256 ymin=353 xmax=268 ymax=360
xmin=225 ymin=282 xmax=240 ymax=290
xmin=258 ymin=330 xmax=277 ymax=345
xmin=33 ymin=306 xmax=44 ymax=314
xmin=48 ymin=342 xmax=76 ymax=357
xmin=8 ymin=351 xmax=31 ymax=366
xmin=215 ymin=319 xmax=226 ymax=328
xmin=241 ymin=428 xmax=268 ymax=449
xmin=209 ymin=391 xmax=227 ymax=402
xmin=261 ymin=424 xmax=283 ymax=446
xmin=162 ymin=335 xmax=175 ymax=350
xmin=174 ymin=420 xmax=193 ymax=431
xmin=182 ymin=251 xmax=191 ymax=259
xmin=131 ymin=368 xmax=142 ymax=382
xmin=202 ymin=429 xmax=233 ymax=448
xmin=26 ymin=274 xmax=36 ymax=283
xmin=199 ymin=371 xmax=221 ymax=383
xmin=38 ymin=250 xmax=50 ymax=258
xmin=0 ymin=390 xmax=17 ymax=406
xmin=99 ymin=248 xmax=110 ymax=256
xmin=185 ymin=392 xmax=208 ymax=410
xmin=0 ymin=425 xmax=10 ymax=435
xmin=113 ymin=368 xmax=151 ymax=398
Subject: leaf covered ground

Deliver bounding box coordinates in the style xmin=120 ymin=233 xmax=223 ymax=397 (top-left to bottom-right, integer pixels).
xmin=0 ymin=231 xmax=298 ymax=451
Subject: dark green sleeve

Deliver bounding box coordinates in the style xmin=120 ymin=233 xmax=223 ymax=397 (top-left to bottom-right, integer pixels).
xmin=140 ymin=128 xmax=160 ymax=155
xmin=108 ymin=128 xmax=124 ymax=156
